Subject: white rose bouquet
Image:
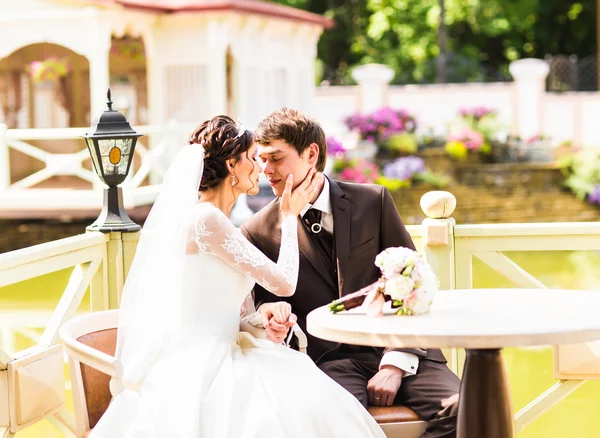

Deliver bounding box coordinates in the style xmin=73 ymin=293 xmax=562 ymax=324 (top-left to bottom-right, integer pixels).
xmin=329 ymin=247 xmax=437 ymax=316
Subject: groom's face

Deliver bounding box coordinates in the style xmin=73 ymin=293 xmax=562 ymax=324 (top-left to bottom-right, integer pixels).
xmin=257 ymin=140 xmax=314 ymax=197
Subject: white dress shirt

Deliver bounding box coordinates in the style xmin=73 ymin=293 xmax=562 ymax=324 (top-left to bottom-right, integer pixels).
xmin=301 ymin=178 xmax=419 ymax=376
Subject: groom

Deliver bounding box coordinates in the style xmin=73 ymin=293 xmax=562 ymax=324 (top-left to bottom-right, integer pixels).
xmin=242 ymin=108 xmax=460 ymax=437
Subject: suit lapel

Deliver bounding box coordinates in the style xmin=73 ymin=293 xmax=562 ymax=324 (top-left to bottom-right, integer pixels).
xmin=330 ymin=179 xmax=350 ymax=296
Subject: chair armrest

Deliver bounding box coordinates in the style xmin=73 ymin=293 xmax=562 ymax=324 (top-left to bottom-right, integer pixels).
xmin=60 ymin=325 xmax=122 ymax=378
xmin=239 ymin=321 xmax=308 ymax=355
xmin=291 ymin=324 xmax=308 ymax=354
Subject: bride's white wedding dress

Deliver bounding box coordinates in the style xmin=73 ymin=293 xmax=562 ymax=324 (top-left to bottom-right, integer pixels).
xmin=90 ymin=202 xmax=385 ymax=438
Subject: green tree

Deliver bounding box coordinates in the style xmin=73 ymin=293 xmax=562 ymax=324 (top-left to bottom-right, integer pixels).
xmin=272 ymin=0 xmax=597 ymax=85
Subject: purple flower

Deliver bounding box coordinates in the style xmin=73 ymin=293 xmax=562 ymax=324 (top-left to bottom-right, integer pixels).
xmin=588 ymin=185 xmax=600 ymax=205
xmin=344 ymin=107 xmax=416 ymax=142
xmin=383 ymin=156 xmax=425 ymax=181
xmin=326 ymin=137 xmax=346 ymax=156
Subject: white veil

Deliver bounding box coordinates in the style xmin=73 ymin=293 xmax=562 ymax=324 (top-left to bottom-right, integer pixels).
xmin=113 ymin=144 xmax=205 ymax=391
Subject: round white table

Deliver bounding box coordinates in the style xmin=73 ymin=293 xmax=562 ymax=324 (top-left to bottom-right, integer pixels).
xmin=306 ymin=288 xmax=600 ymax=438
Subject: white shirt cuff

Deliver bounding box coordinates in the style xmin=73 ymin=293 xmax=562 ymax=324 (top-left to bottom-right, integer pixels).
xmin=380 ymin=352 xmax=419 ymax=376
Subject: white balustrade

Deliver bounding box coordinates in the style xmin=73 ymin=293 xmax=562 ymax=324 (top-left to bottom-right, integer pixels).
xmin=0 ymin=123 xmax=192 ymax=217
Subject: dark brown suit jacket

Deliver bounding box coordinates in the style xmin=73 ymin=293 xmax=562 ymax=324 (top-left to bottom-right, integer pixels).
xmin=242 ymin=178 xmax=446 ymax=365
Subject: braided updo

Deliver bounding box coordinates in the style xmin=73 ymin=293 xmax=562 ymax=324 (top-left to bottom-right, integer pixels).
xmin=188 ymin=115 xmax=253 ymax=191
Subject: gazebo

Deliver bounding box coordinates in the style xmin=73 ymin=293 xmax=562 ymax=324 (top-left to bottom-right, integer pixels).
xmin=0 ymin=0 xmax=332 ymax=219
xmin=0 ymin=0 xmax=332 ymax=129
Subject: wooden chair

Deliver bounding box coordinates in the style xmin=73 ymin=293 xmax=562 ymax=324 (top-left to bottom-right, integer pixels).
xmin=368 ymin=405 xmax=427 ymax=437
xmin=60 ymin=310 xmax=308 ymax=437
xmin=60 ymin=310 xmax=120 ymax=438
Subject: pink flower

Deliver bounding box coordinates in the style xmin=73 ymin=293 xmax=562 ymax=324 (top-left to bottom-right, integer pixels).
xmin=339 ymin=159 xmax=380 ymax=184
xmin=459 ymin=106 xmax=496 ymax=121
xmin=447 ymin=127 xmax=484 ymax=151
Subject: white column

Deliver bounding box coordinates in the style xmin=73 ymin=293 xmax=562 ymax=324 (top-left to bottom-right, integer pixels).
xmin=89 ymin=44 xmax=111 ymax=120
xmin=509 ymin=58 xmax=550 ymax=141
xmin=207 ymin=21 xmax=228 ymax=116
xmin=143 ymin=31 xmax=166 ymax=187
xmin=302 ymin=28 xmax=321 ymax=113
xmin=89 ymin=40 xmax=109 ymax=193
xmin=88 ymin=14 xmax=112 ymax=121
xmin=285 ymin=33 xmax=300 ymax=109
xmin=0 ymin=123 xmax=9 ymax=191
xmin=351 ymin=64 xmax=394 ymax=113
xmin=144 ymin=32 xmax=164 ymax=126
xmin=233 ymin=49 xmax=246 ymax=123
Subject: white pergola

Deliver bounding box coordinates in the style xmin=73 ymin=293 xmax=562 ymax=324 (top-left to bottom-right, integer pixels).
xmin=0 ymin=0 xmax=331 ymax=219
xmin=0 ymin=0 xmax=331 ymax=126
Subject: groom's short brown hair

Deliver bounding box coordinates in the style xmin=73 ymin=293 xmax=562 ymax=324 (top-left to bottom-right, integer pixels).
xmin=254 ymin=108 xmax=327 ymax=172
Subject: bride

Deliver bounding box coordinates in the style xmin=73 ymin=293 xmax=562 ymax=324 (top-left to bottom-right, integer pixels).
xmin=89 ymin=115 xmax=385 ymax=437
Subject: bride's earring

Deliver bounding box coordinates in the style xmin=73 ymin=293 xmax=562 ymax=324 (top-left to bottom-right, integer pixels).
xmin=231 ymin=175 xmax=237 ymax=186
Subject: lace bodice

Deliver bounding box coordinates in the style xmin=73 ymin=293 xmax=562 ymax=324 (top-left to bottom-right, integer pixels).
xmin=190 ymin=203 xmax=299 ymax=298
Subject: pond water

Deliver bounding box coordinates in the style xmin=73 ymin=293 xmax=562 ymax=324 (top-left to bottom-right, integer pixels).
xmin=2 ymin=250 xmax=600 ymax=437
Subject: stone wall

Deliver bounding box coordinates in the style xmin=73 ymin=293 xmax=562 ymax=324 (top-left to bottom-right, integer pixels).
xmin=392 ymin=149 xmax=600 ymax=225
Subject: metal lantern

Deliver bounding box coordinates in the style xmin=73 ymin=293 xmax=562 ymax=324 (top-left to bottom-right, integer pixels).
xmin=84 ymin=89 xmax=142 ymax=232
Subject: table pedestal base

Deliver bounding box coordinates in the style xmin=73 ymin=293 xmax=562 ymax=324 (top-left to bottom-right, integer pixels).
xmin=457 ymin=349 xmax=514 ymax=438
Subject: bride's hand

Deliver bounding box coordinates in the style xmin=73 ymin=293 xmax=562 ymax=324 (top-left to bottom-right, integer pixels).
xmin=259 ymin=302 xmax=297 ymax=344
xmin=280 ymin=169 xmax=322 ymax=218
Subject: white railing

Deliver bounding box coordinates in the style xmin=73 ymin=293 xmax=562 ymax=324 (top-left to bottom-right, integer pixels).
xmin=0 ymin=230 xmax=139 ymax=437
xmin=417 ymin=194 xmax=600 ymax=434
xmin=452 ymin=222 xmax=600 ymax=432
xmin=0 ymin=122 xmax=191 ymax=215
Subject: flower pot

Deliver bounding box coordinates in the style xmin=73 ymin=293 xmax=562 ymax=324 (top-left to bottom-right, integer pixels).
xmin=527 ymin=139 xmax=554 ymax=162
xmin=347 ymin=140 xmax=378 ymax=161
xmin=489 ymin=142 xmax=511 ymax=163
xmin=508 ymin=139 xmax=554 ymax=163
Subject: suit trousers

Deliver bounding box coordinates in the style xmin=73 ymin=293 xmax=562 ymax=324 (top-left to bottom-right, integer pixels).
xmin=318 ymin=347 xmax=460 ymax=438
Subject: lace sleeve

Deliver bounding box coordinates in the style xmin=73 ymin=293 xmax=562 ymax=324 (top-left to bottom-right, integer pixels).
xmin=192 ymin=204 xmax=299 ymax=297
xmin=240 ymin=294 xmax=263 ymax=327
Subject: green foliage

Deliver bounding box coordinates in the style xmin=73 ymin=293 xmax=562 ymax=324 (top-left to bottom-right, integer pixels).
xmin=386 ymin=133 xmax=418 ymax=153
xmin=413 ymin=171 xmax=450 ymax=188
xmin=271 ymin=0 xmax=596 ymax=84
xmin=376 ymin=176 xmax=412 ymax=191
xmin=560 ymin=149 xmax=600 ymax=200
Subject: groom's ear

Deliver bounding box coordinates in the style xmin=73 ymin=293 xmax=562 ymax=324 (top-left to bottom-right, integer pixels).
xmin=306 ymin=143 xmax=320 ymax=167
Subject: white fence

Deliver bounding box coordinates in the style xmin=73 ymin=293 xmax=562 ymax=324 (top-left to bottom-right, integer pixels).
xmin=312 ymin=59 xmax=600 ymax=149
xmin=0 ymin=122 xmax=192 ymax=218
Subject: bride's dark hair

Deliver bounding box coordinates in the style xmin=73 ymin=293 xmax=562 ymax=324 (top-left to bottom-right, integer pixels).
xmin=188 ymin=115 xmax=253 ymax=191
